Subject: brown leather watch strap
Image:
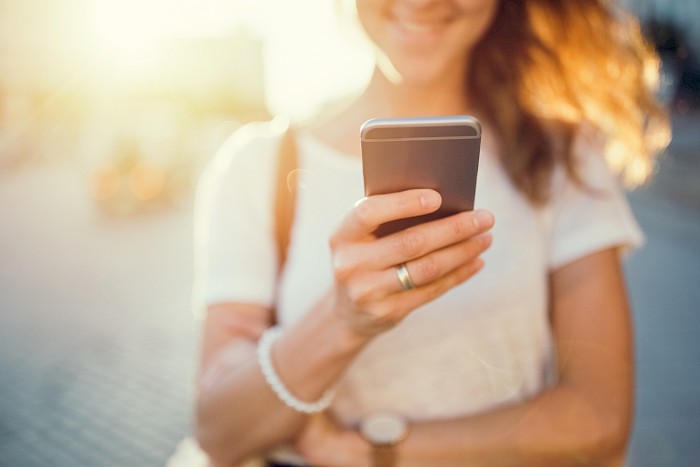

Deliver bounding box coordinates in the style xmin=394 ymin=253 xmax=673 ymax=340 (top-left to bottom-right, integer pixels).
xmin=371 ymin=443 xmax=398 ymax=467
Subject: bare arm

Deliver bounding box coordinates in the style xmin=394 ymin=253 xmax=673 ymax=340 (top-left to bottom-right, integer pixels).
xmin=194 ymin=189 xmax=494 ymax=466
xmin=299 ymin=247 xmax=634 ymax=466
xmin=194 ymin=299 xmax=368 ymax=465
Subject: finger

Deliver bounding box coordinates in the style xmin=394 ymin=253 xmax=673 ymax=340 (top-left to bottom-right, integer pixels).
xmin=384 ymin=258 xmax=486 ymax=318
xmin=393 ymin=232 xmax=492 ymax=291
xmin=356 ymin=232 xmax=491 ymax=298
xmin=357 ymin=258 xmax=485 ymax=327
xmin=343 ymin=231 xmax=490 ymax=306
xmin=332 ymin=189 xmax=441 ymax=243
xmin=336 ymin=209 xmax=494 ymax=273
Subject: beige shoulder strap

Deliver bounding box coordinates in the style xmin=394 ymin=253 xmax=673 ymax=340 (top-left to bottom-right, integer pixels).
xmin=274 ymin=127 xmax=298 ymax=274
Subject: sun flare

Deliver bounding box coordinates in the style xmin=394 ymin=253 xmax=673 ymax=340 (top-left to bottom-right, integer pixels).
xmin=88 ymin=0 xmax=372 ymax=117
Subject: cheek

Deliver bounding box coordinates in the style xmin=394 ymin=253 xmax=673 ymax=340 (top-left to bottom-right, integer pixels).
xmin=354 ymin=0 xmax=382 ymax=42
xmin=355 ymin=0 xmax=500 ymax=80
xmin=429 ymin=0 xmax=499 ymax=66
xmin=457 ymin=0 xmax=500 ymax=13
xmin=456 ymin=0 xmax=500 ymax=46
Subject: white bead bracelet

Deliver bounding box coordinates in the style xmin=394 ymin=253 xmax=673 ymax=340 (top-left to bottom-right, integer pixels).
xmin=257 ymin=325 xmax=335 ymax=414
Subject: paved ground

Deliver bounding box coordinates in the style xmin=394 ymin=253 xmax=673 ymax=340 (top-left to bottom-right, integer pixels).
xmin=0 ymin=164 xmax=198 ymax=467
xmin=624 ymin=111 xmax=700 ymax=467
xmin=0 ymin=113 xmax=699 ymax=467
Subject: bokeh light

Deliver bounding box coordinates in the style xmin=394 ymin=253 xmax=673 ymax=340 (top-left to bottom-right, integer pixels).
xmin=87 ymin=0 xmax=372 ymax=118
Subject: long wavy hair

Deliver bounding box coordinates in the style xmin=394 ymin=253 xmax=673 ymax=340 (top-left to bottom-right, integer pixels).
xmin=470 ymin=0 xmax=671 ymax=204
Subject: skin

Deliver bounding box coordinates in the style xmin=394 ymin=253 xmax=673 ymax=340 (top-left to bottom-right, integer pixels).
xmin=197 ymin=191 xmax=495 ymax=465
xmin=195 ymin=0 xmax=634 ymax=465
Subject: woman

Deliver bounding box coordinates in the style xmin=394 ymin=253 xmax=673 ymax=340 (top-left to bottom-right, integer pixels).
xmin=190 ymin=0 xmax=669 ymax=465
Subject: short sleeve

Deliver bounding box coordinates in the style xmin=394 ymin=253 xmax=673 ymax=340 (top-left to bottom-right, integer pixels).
xmin=547 ymin=137 xmax=644 ymax=270
xmin=192 ymin=122 xmax=283 ymax=312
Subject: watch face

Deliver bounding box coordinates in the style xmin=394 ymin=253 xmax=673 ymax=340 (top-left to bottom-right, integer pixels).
xmin=360 ymin=411 xmax=408 ymax=445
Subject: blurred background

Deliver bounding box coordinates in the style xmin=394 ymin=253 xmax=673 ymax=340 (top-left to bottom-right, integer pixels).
xmin=0 ymin=0 xmax=698 ymax=466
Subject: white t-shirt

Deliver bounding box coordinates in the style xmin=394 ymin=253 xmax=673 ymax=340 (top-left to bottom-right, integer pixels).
xmin=193 ymin=120 xmax=643 ymax=425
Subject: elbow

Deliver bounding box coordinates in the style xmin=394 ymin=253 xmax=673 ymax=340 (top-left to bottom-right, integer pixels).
xmin=194 ymin=391 xmax=286 ymax=466
xmin=568 ymin=403 xmax=632 ymax=466
xmin=194 ymin=386 xmax=305 ymax=465
xmin=585 ymin=410 xmax=632 ymax=465
xmin=194 ymin=396 xmax=245 ymax=467
xmin=535 ymin=386 xmax=633 ymax=465
xmin=194 ymin=425 xmax=229 ymax=467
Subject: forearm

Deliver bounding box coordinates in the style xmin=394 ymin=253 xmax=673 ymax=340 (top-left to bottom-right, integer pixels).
xmin=195 ymin=197 xmax=495 ymax=465
xmin=196 ymin=293 xmax=369 ymax=465
xmin=398 ymin=382 xmax=630 ymax=467
xmin=195 ymin=356 xmax=298 ymax=464
xmin=391 ymin=250 xmax=634 ymax=466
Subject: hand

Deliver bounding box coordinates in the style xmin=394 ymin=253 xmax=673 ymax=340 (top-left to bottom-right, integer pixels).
xmin=329 ymin=189 xmax=494 ymax=337
xmin=294 ymin=412 xmax=369 ymax=467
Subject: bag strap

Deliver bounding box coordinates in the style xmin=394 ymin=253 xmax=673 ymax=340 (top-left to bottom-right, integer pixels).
xmin=274 ymin=126 xmax=298 ymax=273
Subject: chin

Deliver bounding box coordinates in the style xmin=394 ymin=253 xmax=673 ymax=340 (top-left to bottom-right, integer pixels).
xmin=360 ymin=0 xmax=498 ymax=85
xmin=377 ymin=50 xmax=466 ymax=88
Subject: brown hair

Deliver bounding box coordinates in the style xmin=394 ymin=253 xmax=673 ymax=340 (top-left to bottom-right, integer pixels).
xmin=470 ymin=0 xmax=671 ymax=204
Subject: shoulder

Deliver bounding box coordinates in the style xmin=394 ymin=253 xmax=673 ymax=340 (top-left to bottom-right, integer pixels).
xmin=199 ymin=119 xmax=289 ymax=190
xmin=571 ymin=123 xmax=620 ymax=191
xmin=544 ymin=120 xmax=614 ymax=196
xmin=212 ymin=119 xmax=288 ymax=171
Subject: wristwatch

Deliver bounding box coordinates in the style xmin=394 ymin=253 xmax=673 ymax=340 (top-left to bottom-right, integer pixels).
xmin=359 ymin=411 xmax=409 ymax=467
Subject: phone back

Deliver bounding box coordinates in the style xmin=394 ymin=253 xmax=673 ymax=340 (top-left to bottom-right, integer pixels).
xmin=361 ymin=116 xmax=481 ymax=237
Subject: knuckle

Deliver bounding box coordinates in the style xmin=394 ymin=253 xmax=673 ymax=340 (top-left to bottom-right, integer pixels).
xmin=333 ymin=265 xmax=353 ymax=283
xmin=329 ymin=232 xmax=342 ymax=250
xmin=353 ymin=200 xmax=375 ymax=230
xmin=346 ymin=283 xmax=374 ymax=306
xmin=451 ymin=214 xmax=473 ymax=238
xmin=366 ymin=306 xmax=388 ymax=324
xmin=394 ymin=195 xmax=412 ymax=214
xmin=373 ymin=302 xmax=401 ymax=325
xmin=332 ymin=257 xmax=355 ymax=282
xmin=397 ymin=230 xmax=425 ymax=257
xmin=364 ymin=298 xmax=391 ymax=319
xmin=415 ymin=255 xmax=440 ymax=281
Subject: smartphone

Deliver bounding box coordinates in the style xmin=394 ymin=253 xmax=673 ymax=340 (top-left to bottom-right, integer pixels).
xmin=361 ymin=115 xmax=481 ymax=237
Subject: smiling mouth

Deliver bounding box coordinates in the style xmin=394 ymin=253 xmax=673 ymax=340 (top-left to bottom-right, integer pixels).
xmin=391 ymin=14 xmax=452 ymax=35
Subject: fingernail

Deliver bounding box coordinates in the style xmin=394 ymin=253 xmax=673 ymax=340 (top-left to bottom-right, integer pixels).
xmin=473 ymin=210 xmax=493 ymax=229
xmin=420 ymin=191 xmax=441 ymax=210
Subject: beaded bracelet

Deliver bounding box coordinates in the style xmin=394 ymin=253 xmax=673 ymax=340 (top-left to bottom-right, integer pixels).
xmin=257 ymin=325 xmax=335 ymax=414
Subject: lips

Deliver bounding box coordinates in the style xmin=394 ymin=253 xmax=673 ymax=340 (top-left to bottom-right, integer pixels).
xmin=392 ymin=14 xmax=451 ymax=35
xmin=387 ymin=4 xmax=457 ymax=44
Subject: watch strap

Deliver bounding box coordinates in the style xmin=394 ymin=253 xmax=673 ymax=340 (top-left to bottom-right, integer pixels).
xmin=371 ymin=443 xmax=398 ymax=467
